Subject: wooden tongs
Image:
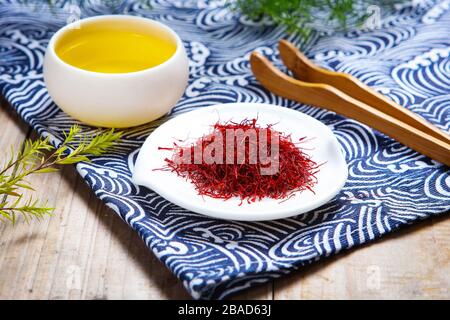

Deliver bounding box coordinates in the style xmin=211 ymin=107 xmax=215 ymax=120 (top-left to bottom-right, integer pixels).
xmin=250 ymin=40 xmax=450 ymax=166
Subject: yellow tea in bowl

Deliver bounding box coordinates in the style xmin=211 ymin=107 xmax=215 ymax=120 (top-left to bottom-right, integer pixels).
xmin=44 ymin=15 xmax=189 ymax=128
xmin=55 ymin=20 xmax=177 ymax=73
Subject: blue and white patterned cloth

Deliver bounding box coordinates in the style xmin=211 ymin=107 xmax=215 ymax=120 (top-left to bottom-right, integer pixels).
xmin=0 ymin=0 xmax=449 ymax=299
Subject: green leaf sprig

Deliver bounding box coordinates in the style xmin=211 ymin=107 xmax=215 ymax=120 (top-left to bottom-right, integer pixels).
xmin=231 ymin=0 xmax=402 ymax=38
xmin=0 ymin=125 xmax=122 ymax=224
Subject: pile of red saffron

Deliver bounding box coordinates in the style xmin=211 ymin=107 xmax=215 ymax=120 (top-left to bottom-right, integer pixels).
xmin=159 ymin=119 xmax=319 ymax=203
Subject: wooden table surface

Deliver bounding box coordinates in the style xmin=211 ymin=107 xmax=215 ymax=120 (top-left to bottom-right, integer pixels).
xmin=0 ymin=99 xmax=449 ymax=300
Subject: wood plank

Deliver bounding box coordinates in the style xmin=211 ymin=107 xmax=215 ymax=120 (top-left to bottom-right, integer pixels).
xmin=274 ymin=214 xmax=450 ymax=299
xmin=232 ymin=281 xmax=273 ymax=300
xmin=0 ymin=98 xmax=29 ymax=148
xmin=0 ymin=102 xmax=190 ymax=299
xmin=0 ymin=99 xmax=448 ymax=300
xmin=0 ymin=99 xmax=31 ymax=298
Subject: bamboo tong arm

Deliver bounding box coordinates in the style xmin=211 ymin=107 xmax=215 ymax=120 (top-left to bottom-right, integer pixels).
xmin=278 ymin=40 xmax=450 ymax=145
xmin=250 ymin=52 xmax=450 ymax=167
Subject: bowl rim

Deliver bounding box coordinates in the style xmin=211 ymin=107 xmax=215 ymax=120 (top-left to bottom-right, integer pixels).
xmin=46 ymin=14 xmax=185 ymax=77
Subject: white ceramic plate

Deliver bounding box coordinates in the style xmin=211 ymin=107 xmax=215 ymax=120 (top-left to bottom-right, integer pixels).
xmin=132 ymin=103 xmax=347 ymax=221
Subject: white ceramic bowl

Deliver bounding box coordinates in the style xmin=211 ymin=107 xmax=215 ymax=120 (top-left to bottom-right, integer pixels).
xmin=43 ymin=15 xmax=189 ymax=128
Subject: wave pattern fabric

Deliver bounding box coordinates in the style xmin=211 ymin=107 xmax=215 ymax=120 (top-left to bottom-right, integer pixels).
xmin=0 ymin=0 xmax=449 ymax=299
